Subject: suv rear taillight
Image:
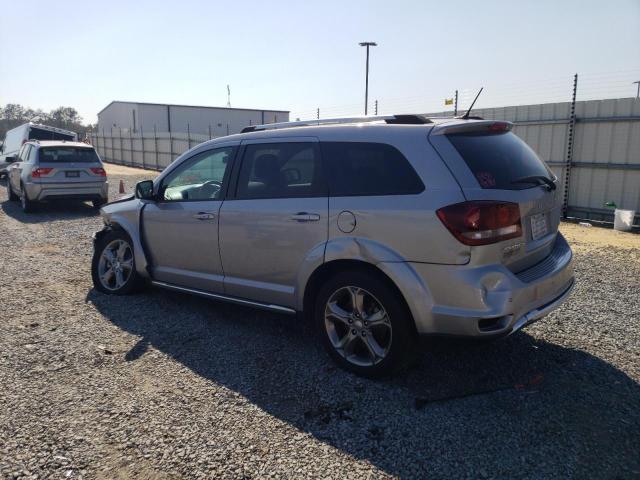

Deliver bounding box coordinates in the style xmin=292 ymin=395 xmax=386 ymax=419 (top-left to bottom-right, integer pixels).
xmin=436 ymin=201 xmax=522 ymax=246
xmin=90 ymin=167 xmax=107 ymax=176
xmin=31 ymin=167 xmax=54 ymax=178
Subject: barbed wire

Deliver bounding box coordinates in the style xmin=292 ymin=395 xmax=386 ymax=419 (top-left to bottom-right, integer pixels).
xmin=290 ymin=68 xmax=640 ymax=121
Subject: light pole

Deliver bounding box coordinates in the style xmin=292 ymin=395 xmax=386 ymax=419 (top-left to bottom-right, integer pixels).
xmin=359 ymin=42 xmax=377 ymax=115
xmin=634 ymin=81 xmax=640 ymax=99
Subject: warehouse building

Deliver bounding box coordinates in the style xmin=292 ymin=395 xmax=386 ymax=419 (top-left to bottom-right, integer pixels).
xmin=97 ymin=101 xmax=289 ymax=136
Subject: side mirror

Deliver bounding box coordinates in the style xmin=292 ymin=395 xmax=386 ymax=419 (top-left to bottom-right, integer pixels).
xmin=5 ymin=156 xmax=17 ymax=163
xmin=135 ymin=180 xmax=155 ymax=200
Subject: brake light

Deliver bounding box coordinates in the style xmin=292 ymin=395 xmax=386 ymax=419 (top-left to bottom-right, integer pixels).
xmin=90 ymin=167 xmax=107 ymax=176
xmin=31 ymin=167 xmax=54 ymax=178
xmin=436 ymin=201 xmax=522 ymax=246
xmin=487 ymin=122 xmax=510 ymax=133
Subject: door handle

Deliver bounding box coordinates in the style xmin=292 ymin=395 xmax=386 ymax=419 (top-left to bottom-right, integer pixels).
xmin=193 ymin=212 xmax=216 ymax=220
xmin=290 ymin=212 xmax=321 ymax=222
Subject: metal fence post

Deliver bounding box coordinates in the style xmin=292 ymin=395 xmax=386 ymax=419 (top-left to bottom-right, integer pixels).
xmin=187 ymin=123 xmax=192 ymax=149
xmin=562 ymin=73 xmax=578 ymax=218
xmin=140 ymin=126 xmax=146 ymax=169
xmin=169 ymin=129 xmax=174 ymax=161
xmin=119 ymin=128 xmax=124 ymax=165
xmin=110 ymin=127 xmax=113 ymax=164
xmin=154 ymin=125 xmax=159 ymax=170
xmin=129 ymin=128 xmax=133 ymax=166
xmin=208 ymin=124 xmax=212 ymax=140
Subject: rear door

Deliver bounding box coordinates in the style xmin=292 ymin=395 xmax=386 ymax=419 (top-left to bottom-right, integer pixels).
xmin=430 ymin=122 xmax=560 ymax=271
xmin=218 ymin=137 xmax=328 ymax=308
xmin=8 ymin=144 xmax=30 ymax=191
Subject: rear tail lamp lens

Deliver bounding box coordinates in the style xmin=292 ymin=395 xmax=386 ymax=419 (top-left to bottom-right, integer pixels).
xmin=31 ymin=167 xmax=54 ymax=178
xmin=90 ymin=167 xmax=107 ymax=176
xmin=436 ymin=201 xmax=522 ymax=246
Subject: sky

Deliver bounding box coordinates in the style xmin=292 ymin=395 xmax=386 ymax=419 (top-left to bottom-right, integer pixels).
xmin=1 ymin=0 xmax=639 ymax=124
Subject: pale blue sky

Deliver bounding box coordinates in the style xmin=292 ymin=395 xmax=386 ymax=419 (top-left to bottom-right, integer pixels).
xmin=1 ymin=0 xmax=639 ymax=124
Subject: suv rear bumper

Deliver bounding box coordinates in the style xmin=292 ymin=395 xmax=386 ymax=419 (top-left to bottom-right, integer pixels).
xmin=389 ymin=233 xmax=574 ymax=337
xmin=25 ymin=181 xmax=108 ymax=201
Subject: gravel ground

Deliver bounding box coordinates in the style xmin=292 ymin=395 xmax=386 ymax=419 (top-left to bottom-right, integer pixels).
xmin=0 ymin=164 xmax=639 ymax=479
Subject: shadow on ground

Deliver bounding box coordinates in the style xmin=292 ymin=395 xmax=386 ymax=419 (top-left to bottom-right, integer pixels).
xmin=87 ymin=287 xmax=640 ymax=478
xmin=1 ymin=177 xmax=98 ymax=223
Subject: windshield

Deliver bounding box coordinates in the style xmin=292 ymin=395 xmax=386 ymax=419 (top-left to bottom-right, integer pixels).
xmin=447 ymin=131 xmax=552 ymax=190
xmin=38 ymin=147 xmax=100 ymax=163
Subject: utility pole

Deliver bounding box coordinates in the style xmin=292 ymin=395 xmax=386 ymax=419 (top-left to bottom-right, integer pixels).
xmin=359 ymin=42 xmax=377 ymax=115
xmin=454 ymin=90 xmax=459 ymax=116
xmin=227 ymin=85 xmax=231 ymax=107
xmin=374 ymin=100 xmax=378 ymax=115
xmin=317 ymin=108 xmax=320 ymax=120
xmin=634 ymin=81 xmax=640 ymax=99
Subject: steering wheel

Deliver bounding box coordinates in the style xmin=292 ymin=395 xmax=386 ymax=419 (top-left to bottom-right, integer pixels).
xmin=199 ymin=180 xmax=222 ymax=199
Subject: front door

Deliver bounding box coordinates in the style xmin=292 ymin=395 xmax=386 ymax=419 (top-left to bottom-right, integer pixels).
xmin=219 ymin=138 xmax=328 ymax=308
xmin=142 ymin=146 xmax=235 ymax=292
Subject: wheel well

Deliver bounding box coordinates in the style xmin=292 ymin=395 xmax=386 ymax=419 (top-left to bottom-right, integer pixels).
xmin=302 ymin=260 xmax=415 ymax=331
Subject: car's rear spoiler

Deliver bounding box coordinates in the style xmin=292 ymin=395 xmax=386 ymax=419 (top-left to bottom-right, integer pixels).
xmin=431 ymin=120 xmax=513 ymax=136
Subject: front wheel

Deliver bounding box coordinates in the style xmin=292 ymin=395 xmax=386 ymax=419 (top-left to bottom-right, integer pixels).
xmin=7 ymin=181 xmax=18 ymax=201
xmin=315 ymin=271 xmax=417 ymax=378
xmin=91 ymin=230 xmax=143 ymax=295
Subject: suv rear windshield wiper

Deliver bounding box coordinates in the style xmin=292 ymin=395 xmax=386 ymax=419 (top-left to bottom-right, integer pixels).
xmin=511 ymin=175 xmax=556 ymax=191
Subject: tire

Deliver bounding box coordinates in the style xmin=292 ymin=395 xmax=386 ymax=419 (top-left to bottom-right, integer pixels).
xmin=92 ymin=198 xmax=108 ymax=209
xmin=20 ymin=185 xmax=37 ymax=212
xmin=314 ymin=270 xmax=417 ymax=378
xmin=91 ymin=229 xmax=143 ymax=295
xmin=7 ymin=181 xmax=18 ymax=201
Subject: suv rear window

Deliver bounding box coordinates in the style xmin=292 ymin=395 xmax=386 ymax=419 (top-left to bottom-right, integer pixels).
xmin=38 ymin=147 xmax=100 ymax=163
xmin=29 ymin=127 xmax=75 ymax=141
xmin=446 ymin=131 xmax=552 ymax=190
xmin=321 ymin=142 xmax=424 ymax=196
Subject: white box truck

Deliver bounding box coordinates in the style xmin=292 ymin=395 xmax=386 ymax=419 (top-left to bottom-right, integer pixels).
xmin=0 ymin=123 xmax=77 ymax=176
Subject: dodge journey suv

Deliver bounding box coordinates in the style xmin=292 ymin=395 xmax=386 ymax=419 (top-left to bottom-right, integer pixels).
xmin=91 ymin=115 xmax=574 ymax=377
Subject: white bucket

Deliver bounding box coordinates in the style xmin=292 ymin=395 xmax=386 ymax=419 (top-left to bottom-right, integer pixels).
xmin=613 ymin=209 xmax=636 ymax=232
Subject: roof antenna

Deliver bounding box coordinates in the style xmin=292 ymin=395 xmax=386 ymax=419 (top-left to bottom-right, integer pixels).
xmin=460 ymin=87 xmax=483 ymax=119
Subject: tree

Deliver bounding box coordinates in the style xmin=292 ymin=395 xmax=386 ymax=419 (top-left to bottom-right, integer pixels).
xmin=0 ymin=104 xmax=90 ymax=139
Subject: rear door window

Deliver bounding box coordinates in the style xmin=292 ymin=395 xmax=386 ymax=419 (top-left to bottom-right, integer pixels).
xmin=29 ymin=127 xmax=75 ymax=141
xmin=321 ymin=142 xmax=424 ymax=196
xmin=38 ymin=147 xmax=100 ymax=163
xmin=446 ymin=131 xmax=552 ymax=190
xmin=236 ymin=142 xmax=326 ymax=199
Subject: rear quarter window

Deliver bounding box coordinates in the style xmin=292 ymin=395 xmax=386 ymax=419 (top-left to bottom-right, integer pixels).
xmin=446 ymin=131 xmax=552 ymax=190
xmin=321 ymin=142 xmax=424 ymax=196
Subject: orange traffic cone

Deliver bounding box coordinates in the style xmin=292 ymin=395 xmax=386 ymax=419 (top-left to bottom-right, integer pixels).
xmin=119 ymin=179 xmax=125 ymax=194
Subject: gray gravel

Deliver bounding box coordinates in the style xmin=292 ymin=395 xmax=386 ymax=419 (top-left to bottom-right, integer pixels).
xmin=0 ymin=165 xmax=639 ymax=479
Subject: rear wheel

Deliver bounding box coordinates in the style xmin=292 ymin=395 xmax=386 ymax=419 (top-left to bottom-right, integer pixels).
xmin=315 ymin=270 xmax=417 ymax=378
xmin=20 ymin=185 xmax=37 ymax=212
xmin=91 ymin=230 xmax=142 ymax=295
xmin=6 ymin=181 xmax=18 ymax=201
xmin=92 ymin=198 xmax=108 ymax=209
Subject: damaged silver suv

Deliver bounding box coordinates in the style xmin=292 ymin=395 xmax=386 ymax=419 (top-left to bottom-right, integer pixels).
xmin=91 ymin=115 xmax=574 ymax=377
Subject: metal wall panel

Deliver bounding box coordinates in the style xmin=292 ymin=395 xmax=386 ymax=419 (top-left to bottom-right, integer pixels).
xmin=92 ymin=97 xmax=639 ymax=225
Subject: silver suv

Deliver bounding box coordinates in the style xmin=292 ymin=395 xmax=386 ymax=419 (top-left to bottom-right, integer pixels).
xmin=91 ymin=115 xmax=574 ymax=377
xmin=6 ymin=140 xmax=108 ymax=212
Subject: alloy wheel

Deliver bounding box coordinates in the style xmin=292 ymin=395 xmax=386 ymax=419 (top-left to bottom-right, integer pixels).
xmin=97 ymin=239 xmax=134 ymax=291
xmin=324 ymin=286 xmax=392 ymax=367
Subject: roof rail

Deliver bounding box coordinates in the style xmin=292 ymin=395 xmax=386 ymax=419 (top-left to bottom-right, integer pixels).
xmin=241 ymin=114 xmax=433 ymax=133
